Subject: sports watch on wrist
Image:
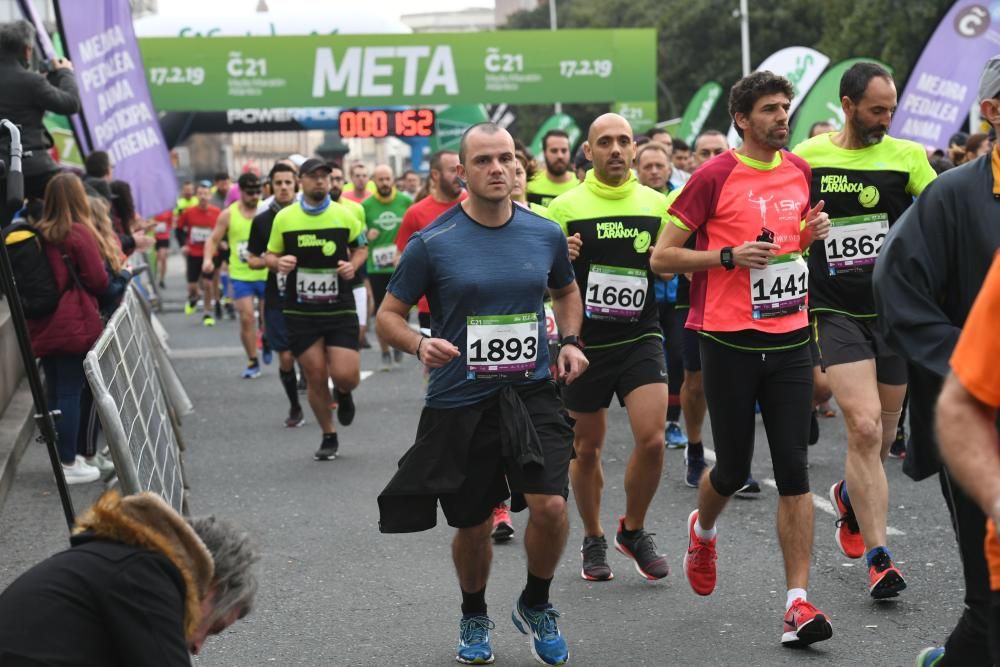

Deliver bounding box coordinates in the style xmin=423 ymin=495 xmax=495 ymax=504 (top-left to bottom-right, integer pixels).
xmin=559 ymin=335 xmax=584 ymax=350
xmin=720 ymin=246 xmax=736 ymax=270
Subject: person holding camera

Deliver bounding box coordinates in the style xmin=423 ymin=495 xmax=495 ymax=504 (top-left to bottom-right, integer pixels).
xmin=0 ymin=19 xmax=79 ymax=204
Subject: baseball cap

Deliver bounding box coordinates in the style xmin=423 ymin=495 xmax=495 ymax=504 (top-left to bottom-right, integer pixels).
xmin=299 ymin=158 xmax=333 ymax=175
xmin=978 ymin=55 xmax=1000 ymax=101
xmin=287 ymin=153 xmax=308 ymax=168
xmin=237 ymin=172 xmax=261 ymax=191
xmin=197 ymin=179 xmax=212 ymax=188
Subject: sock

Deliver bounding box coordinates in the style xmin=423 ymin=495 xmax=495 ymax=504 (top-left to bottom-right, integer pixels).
xmin=667 ymin=396 xmax=681 ymax=423
xmin=522 ymin=572 xmax=552 ymax=609
xmin=687 ymin=441 xmax=704 ymax=459
xmin=247 ymin=357 xmax=259 ymax=368
xmin=866 ymin=546 xmax=891 ymax=567
xmin=839 ymin=480 xmax=851 ymax=507
xmin=694 ymin=517 xmax=716 ymax=540
xmin=461 ymin=587 xmax=487 ymax=617
xmin=786 ymin=588 xmax=807 ymax=610
xmin=280 ymin=369 xmax=300 ymax=409
xmin=322 ymin=432 xmax=338 ymax=445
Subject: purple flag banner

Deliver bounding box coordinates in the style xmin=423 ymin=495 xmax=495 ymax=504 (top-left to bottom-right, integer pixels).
xmin=891 ymin=2 xmax=1000 ymax=148
xmin=55 ymin=0 xmax=176 ymax=217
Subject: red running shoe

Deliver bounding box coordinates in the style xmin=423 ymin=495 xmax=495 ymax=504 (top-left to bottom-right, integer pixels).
xmin=868 ymin=550 xmax=906 ymax=599
xmin=829 ymin=481 xmax=864 ymax=559
xmin=683 ymin=510 xmax=716 ymax=596
xmin=782 ymin=598 xmax=833 ymax=647
xmin=491 ymin=503 xmax=514 ymax=542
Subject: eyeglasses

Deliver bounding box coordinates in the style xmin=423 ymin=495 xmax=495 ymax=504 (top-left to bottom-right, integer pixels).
xmin=243 ymin=188 xmax=262 ymax=195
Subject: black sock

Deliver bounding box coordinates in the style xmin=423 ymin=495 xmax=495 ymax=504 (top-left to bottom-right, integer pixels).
xmin=687 ymin=441 xmax=704 ymax=458
xmin=248 ymin=357 xmax=259 ymax=367
xmin=461 ymin=587 xmax=487 ymax=616
xmin=280 ymin=369 xmax=300 ymax=409
xmin=666 ymin=404 xmax=681 ymax=422
xmin=621 ymin=525 xmax=642 ymax=540
xmin=522 ymin=573 xmax=552 ymax=609
xmin=322 ymin=432 xmax=338 ymax=444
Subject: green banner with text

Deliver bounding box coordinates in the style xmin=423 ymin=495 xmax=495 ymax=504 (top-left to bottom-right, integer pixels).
xmin=137 ymin=29 xmax=656 ymax=111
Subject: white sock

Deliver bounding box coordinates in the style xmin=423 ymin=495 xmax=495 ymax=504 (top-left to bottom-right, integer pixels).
xmin=353 ymin=286 xmax=368 ymax=327
xmin=786 ymin=588 xmax=807 ymax=610
xmin=694 ymin=518 xmax=716 ymax=540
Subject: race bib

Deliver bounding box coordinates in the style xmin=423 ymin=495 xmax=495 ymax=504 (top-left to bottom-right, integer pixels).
xmin=466 ymin=313 xmax=539 ymax=380
xmin=296 ymin=268 xmax=339 ymax=304
xmin=585 ymin=264 xmax=647 ymax=322
xmin=154 ymin=221 xmax=168 ymax=234
xmin=236 ymin=241 xmax=249 ymax=264
xmin=276 ymin=271 xmax=288 ymax=296
xmin=544 ymin=303 xmax=559 ymax=342
xmin=372 ymin=244 xmax=397 ymax=269
xmin=750 ymin=253 xmax=808 ymax=320
xmin=190 ymin=226 xmax=212 ymax=244
xmin=824 ymin=213 xmax=889 ymax=275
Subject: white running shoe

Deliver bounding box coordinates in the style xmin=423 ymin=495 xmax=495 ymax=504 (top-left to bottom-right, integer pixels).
xmin=62 ymin=456 xmax=100 ymax=484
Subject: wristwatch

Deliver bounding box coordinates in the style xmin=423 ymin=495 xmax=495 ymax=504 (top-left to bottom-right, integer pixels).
xmin=720 ymin=246 xmax=736 ymax=270
xmin=559 ymin=335 xmax=584 ymax=350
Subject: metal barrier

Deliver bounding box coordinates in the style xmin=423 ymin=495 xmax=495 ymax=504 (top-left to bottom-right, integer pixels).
xmin=83 ymin=282 xmax=192 ymax=514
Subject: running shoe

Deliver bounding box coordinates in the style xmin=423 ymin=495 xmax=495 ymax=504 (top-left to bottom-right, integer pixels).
xmin=224 ymin=300 xmax=236 ymax=319
xmin=829 ymin=480 xmax=864 ymax=559
xmin=261 ymin=335 xmax=273 ymax=365
xmin=214 ymin=300 xmax=223 ymax=320
xmin=284 ymin=406 xmax=305 ymax=428
xmin=781 ymin=598 xmax=833 ymax=647
xmin=241 ymin=364 xmax=261 ymax=379
xmin=736 ymin=476 xmax=761 ymax=497
xmin=869 ymin=550 xmax=906 ymax=599
xmin=393 ymin=348 xmax=404 ymax=364
xmin=580 ymin=535 xmax=613 ymax=581
xmin=184 ymin=299 xmax=196 ymax=316
xmin=457 ymin=614 xmax=495 ymax=665
xmin=808 ymin=408 xmax=820 ymax=446
xmin=665 ymin=422 xmax=688 ymax=449
xmin=202 ymin=314 xmax=215 ymax=327
xmin=684 ymin=453 xmax=707 ymax=488
xmin=380 ymin=351 xmax=393 ymax=372
xmin=889 ymin=426 xmax=907 ymax=459
xmin=158 ymin=280 xmax=165 ymax=289
xmin=511 ymin=596 xmax=568 ymax=666
xmin=683 ymin=509 xmax=717 ymax=596
xmin=817 ymin=401 xmax=836 ymax=417
xmin=334 ymin=389 xmax=355 ymax=426
xmin=614 ymin=516 xmax=669 ymax=580
xmin=314 ymin=438 xmax=338 ymax=461
xmin=914 ymin=646 xmax=945 ymax=666
xmin=491 ymin=503 xmax=514 ymax=542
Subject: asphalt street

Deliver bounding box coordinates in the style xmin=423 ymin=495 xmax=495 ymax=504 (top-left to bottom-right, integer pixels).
xmin=0 ymin=255 xmax=970 ymax=666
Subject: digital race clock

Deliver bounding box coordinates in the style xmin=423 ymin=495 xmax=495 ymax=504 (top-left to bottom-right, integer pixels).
xmin=338 ymin=108 xmax=436 ymax=139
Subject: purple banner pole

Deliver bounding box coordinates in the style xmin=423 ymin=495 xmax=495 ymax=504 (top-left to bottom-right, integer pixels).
xmin=54 ymin=0 xmax=177 ymax=217
xmin=890 ymin=2 xmax=1000 ymax=148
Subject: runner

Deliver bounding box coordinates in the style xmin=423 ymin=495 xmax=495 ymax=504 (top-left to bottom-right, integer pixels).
xmin=672 ymin=138 xmax=692 ymax=175
xmin=793 ymin=62 xmax=936 ymax=599
xmin=152 ymin=209 xmax=172 ymax=289
xmin=526 ymin=129 xmax=579 ymax=208
xmin=402 ymin=169 xmax=422 ymax=199
xmin=646 ymin=128 xmax=690 ymax=184
xmin=265 ymin=158 xmax=367 ymax=461
xmin=343 ymin=162 xmax=372 ymax=204
xmin=362 ymin=164 xmax=412 ymax=370
xmin=545 ymin=113 xmax=671 ymax=583
xmin=248 ymin=162 xmax=305 ymax=427
xmin=376 ymin=122 xmax=586 ymax=666
xmin=177 ymin=181 xmax=221 ymax=326
xmin=651 ymin=71 xmax=834 ymax=646
xmin=203 ymin=173 xmax=265 ymax=378
xmin=173 ymin=180 xmax=196 ymax=248
xmin=328 ymin=166 xmax=371 ymax=349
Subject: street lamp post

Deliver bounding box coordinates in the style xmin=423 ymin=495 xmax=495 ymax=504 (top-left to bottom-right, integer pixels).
xmin=739 ymin=0 xmax=750 ymax=76
xmin=550 ymin=0 xmax=562 ymax=114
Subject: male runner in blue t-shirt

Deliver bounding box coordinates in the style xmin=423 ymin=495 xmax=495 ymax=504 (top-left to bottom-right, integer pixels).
xmin=376 ymin=122 xmax=588 ymax=666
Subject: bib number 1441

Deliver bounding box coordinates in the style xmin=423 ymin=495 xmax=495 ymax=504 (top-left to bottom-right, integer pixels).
xmin=750 ymin=254 xmax=808 ymax=320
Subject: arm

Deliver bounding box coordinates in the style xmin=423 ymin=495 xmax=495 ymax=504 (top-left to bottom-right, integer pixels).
xmin=649 ymin=222 xmax=778 ymax=274
xmin=376 ymin=292 xmax=459 ymax=368
xmin=36 ymin=67 xmax=81 ymax=116
xmin=548 ymin=280 xmax=588 ymax=384
xmin=202 ymin=211 xmax=229 ymax=273
xmin=936 ymin=373 xmax=1000 ymax=525
xmin=72 ymin=227 xmax=111 ymax=295
xmin=338 ymin=244 xmax=368 ymax=279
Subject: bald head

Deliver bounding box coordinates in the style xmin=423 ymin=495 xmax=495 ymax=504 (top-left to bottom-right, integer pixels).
xmin=372 ymin=164 xmax=394 ymax=197
xmin=584 ymin=113 xmax=635 ymax=186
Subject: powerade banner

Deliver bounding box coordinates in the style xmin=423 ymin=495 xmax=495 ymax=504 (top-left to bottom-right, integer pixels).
xmin=789 ymin=58 xmax=894 ymax=148
xmin=727 ymin=46 xmax=830 ymax=146
xmin=677 ymin=82 xmax=723 ymax=145
xmin=137 ymin=29 xmax=656 ymax=111
xmin=56 ymin=0 xmax=177 ymax=217
xmin=890 ymin=2 xmax=1000 ymax=147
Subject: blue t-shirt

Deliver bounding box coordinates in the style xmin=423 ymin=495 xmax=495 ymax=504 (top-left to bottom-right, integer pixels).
xmin=387 ymin=203 xmax=575 ymax=408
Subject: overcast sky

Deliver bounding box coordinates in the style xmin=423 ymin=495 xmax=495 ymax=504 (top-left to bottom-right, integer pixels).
xmin=157 ymin=0 xmax=494 ymax=22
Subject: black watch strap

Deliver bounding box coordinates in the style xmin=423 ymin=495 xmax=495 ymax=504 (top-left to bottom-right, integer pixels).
xmin=559 ymin=335 xmax=584 ymax=350
xmin=720 ymin=247 xmax=736 ymax=270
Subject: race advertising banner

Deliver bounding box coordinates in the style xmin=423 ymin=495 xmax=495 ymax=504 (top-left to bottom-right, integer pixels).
xmin=890 ymin=2 xmax=1000 ymax=147
xmin=56 ymin=0 xmax=177 ymax=217
xmin=677 ymin=82 xmax=723 ymax=145
xmin=137 ymin=29 xmax=656 ymax=111
xmin=727 ymin=46 xmax=830 ymax=146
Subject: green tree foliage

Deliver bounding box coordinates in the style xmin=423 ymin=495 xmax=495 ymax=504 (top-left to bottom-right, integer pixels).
xmin=504 ymin=0 xmax=953 ymax=149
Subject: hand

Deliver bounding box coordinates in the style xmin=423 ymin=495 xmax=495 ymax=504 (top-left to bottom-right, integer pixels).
xmin=132 ymin=233 xmax=154 ymax=252
xmin=557 ymin=344 xmax=589 ymax=385
xmin=336 ymin=260 xmax=355 ymax=281
xmin=276 ymin=255 xmax=297 ymax=273
xmin=366 ymin=228 xmax=379 ymax=241
xmin=52 ymin=57 xmax=73 ymax=72
xmin=805 ymin=200 xmax=831 ymax=241
xmin=567 ymin=233 xmax=582 ymax=261
xmin=419 ymin=338 xmax=461 ymax=369
xmin=201 ymin=260 xmax=214 ymax=275
xmin=732 ymin=241 xmax=779 ymax=270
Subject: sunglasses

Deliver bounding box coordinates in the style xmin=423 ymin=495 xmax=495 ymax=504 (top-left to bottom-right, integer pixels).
xmin=243 ymin=188 xmax=262 ymax=195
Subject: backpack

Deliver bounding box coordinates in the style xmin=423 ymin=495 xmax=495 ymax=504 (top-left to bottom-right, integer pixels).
xmin=1 ymin=220 xmax=64 ymax=319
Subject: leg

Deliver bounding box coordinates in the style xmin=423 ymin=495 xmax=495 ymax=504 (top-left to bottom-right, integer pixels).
xmin=568 ymin=409 xmax=608 ymax=537
xmin=328 ymin=346 xmax=361 ymax=394
xmin=621 ymin=383 xmax=668 ymax=531
xmin=41 ymin=357 xmax=85 ymax=464
xmin=235 ymin=296 xmax=257 ymax=360
xmin=157 ymin=247 xmax=169 ymax=283
xmin=453 ymin=517 xmax=493 ymax=595
xmin=877 ymin=382 xmax=907 ymax=459
xmin=681 ymin=370 xmax=707 ymax=443
xmin=523 ymin=493 xmax=569 ymax=579
xmin=298 ymin=339 xmax=334 ymax=433
xmin=777 ymin=494 xmax=813 ymax=589
xmin=201 ymin=273 xmax=216 ymax=316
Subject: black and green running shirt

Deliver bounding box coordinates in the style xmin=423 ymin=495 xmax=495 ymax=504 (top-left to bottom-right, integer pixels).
xmin=545 ymin=170 xmax=668 ymax=349
xmin=266 ymin=200 xmax=366 ymax=317
xmin=362 ymin=189 xmax=412 ymax=275
xmin=526 ymin=171 xmax=580 ymax=208
xmin=793 ymin=133 xmax=936 ymax=319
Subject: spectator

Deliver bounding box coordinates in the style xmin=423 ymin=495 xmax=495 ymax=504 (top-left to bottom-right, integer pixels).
xmin=0 ymin=19 xmax=79 ymax=203
xmin=110 ymin=178 xmax=153 ymax=256
xmin=672 ymin=138 xmax=692 ymax=173
xmin=965 ymin=133 xmax=992 ymax=162
xmin=0 ymin=490 xmax=258 ymax=664
xmin=947 ymin=131 xmax=969 ymax=166
xmin=26 ymin=173 xmax=109 ymax=484
xmin=210 ymin=171 xmax=232 ymax=208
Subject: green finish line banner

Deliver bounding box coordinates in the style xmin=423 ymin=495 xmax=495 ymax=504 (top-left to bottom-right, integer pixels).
xmin=138 ymin=29 xmax=656 ymax=111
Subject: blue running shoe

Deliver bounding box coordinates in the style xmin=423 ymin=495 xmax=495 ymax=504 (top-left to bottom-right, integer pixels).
xmin=914 ymin=646 xmax=944 ymax=666
xmin=684 ymin=454 xmax=707 ymax=488
xmin=511 ymin=596 xmax=568 ymax=666
xmin=456 ymin=614 xmax=495 ymax=665
xmin=261 ymin=341 xmax=273 ymax=366
xmin=665 ymin=421 xmax=688 ymax=449
xmin=241 ymin=364 xmax=261 ymax=379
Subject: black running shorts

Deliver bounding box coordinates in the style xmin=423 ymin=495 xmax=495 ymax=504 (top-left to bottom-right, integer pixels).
xmin=561 ymin=335 xmax=667 ymax=413
xmin=814 ymin=313 xmax=906 ymax=385
xmin=286 ymin=314 xmax=360 ymax=356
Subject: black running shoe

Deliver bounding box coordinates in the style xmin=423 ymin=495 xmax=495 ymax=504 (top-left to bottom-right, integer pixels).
xmin=580 ymin=535 xmax=613 ymax=581
xmin=614 ymin=516 xmax=669 ymax=580
xmin=335 ymin=389 xmax=355 ymax=426
xmin=314 ymin=436 xmax=338 ymax=461
xmin=214 ymin=300 xmax=223 ymax=320
xmin=736 ymin=476 xmax=762 ymax=497
xmin=889 ymin=426 xmax=907 ymax=459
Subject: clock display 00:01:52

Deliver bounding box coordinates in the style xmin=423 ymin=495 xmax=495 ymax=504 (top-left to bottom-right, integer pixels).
xmin=338 ymin=109 xmax=435 ymax=138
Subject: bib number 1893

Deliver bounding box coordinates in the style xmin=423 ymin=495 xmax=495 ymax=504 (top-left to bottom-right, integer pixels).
xmin=467 ymin=313 xmax=539 ymax=380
